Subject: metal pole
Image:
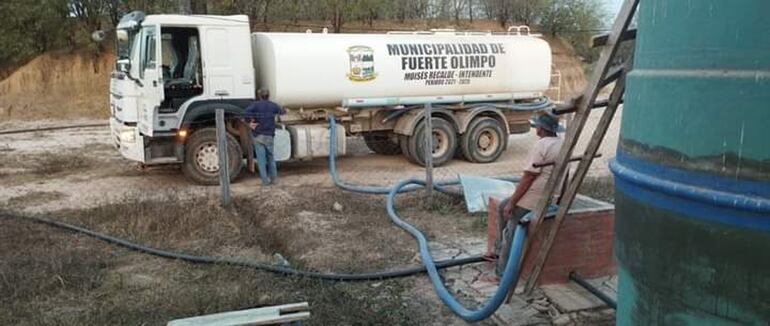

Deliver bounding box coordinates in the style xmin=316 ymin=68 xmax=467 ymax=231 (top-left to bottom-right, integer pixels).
xmin=424 ymin=103 xmax=434 ymax=203
xmin=569 ymin=271 xmax=617 ymax=309
xmin=216 ymin=109 xmax=231 ymax=207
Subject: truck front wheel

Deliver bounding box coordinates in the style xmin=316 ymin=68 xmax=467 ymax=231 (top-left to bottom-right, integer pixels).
xmin=460 ymin=117 xmax=507 ymax=163
xmin=182 ymin=127 xmax=243 ymax=185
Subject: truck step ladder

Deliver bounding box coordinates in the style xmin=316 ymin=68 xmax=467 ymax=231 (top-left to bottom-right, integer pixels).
xmin=515 ymin=0 xmax=641 ymax=296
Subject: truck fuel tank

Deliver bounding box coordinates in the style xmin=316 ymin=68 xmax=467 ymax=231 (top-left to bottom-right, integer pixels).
xmin=287 ymin=124 xmax=346 ymax=160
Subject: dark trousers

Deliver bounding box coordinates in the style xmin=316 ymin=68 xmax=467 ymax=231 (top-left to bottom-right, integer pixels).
xmin=495 ymin=206 xmax=531 ymax=277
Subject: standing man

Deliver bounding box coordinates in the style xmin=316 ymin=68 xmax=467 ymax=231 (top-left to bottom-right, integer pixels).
xmin=245 ymin=88 xmax=286 ymax=186
xmin=495 ymin=112 xmax=564 ymax=277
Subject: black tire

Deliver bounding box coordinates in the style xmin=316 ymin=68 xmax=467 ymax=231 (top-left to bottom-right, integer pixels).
xmin=181 ymin=127 xmax=243 ymax=185
xmin=363 ymin=133 xmax=402 ymax=155
xmin=406 ymin=117 xmax=457 ymax=167
xmin=399 ymin=134 xmax=418 ymax=164
xmin=460 ymin=117 xmax=507 ymax=163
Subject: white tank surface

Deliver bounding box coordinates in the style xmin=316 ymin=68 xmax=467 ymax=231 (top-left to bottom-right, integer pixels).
xmin=252 ymin=31 xmax=552 ymax=108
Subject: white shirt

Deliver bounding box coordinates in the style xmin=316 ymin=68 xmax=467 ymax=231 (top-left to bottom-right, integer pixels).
xmin=517 ymin=136 xmax=563 ymax=210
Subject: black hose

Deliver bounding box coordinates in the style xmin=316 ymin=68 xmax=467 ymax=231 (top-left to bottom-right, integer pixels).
xmin=0 ymin=123 xmax=108 ymax=135
xmin=568 ymin=271 xmax=617 ymax=309
xmin=0 ymin=211 xmax=488 ymax=282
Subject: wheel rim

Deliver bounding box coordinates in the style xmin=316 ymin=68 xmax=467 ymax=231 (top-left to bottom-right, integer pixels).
xmin=432 ymin=129 xmax=450 ymax=158
xmin=476 ymin=129 xmax=500 ymax=156
xmin=195 ymin=142 xmax=219 ymax=173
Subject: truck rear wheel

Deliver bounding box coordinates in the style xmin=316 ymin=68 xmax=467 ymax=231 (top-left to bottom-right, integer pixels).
xmin=460 ymin=117 xmax=507 ymax=163
xmin=406 ymin=117 xmax=457 ymax=166
xmin=182 ymin=127 xmax=243 ymax=185
xmin=399 ymin=135 xmax=418 ymax=164
xmin=363 ymin=133 xmax=401 ymax=155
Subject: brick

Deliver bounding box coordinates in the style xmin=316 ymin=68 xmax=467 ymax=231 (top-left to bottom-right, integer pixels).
xmin=487 ymin=200 xmax=616 ymax=287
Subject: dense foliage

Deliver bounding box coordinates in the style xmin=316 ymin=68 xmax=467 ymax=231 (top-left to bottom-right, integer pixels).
xmin=0 ymin=0 xmax=606 ymax=77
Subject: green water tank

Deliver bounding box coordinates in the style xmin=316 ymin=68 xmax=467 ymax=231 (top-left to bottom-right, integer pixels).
xmin=610 ymin=0 xmax=770 ymax=325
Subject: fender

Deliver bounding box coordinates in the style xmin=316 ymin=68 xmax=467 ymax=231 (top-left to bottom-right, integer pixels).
xmin=454 ymin=106 xmax=511 ymax=135
xmin=175 ymin=99 xmax=253 ymax=161
xmin=179 ymin=99 xmax=253 ymax=130
xmin=392 ymin=106 xmax=461 ymax=136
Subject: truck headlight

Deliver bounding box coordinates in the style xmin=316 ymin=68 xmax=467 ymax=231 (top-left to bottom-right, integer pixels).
xmin=120 ymin=129 xmax=136 ymax=143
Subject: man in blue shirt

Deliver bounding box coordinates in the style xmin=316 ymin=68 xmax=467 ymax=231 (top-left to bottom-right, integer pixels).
xmin=244 ymin=88 xmax=286 ymax=185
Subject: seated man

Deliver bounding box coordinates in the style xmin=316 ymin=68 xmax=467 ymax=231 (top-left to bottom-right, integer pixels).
xmin=496 ymin=112 xmax=564 ymax=277
xmin=245 ymin=88 xmax=286 ymax=186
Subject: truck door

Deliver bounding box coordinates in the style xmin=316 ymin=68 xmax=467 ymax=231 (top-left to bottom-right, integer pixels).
xmin=203 ymin=28 xmax=235 ymax=97
xmin=138 ymin=24 xmax=163 ymax=137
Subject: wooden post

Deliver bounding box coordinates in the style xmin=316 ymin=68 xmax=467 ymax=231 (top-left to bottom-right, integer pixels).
xmin=216 ymin=109 xmax=231 ymax=207
xmin=424 ymin=103 xmax=434 ymax=203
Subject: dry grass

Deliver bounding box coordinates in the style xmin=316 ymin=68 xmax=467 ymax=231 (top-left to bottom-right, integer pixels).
xmin=0 ymin=188 xmax=491 ymax=325
xmin=0 ymin=51 xmax=112 ymax=121
xmin=0 ymin=217 xmax=420 ymax=325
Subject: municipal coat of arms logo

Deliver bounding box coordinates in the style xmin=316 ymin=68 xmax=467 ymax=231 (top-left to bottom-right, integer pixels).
xmin=347 ymin=45 xmax=376 ymax=82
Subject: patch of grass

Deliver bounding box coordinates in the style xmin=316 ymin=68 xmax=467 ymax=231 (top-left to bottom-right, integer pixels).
xmin=0 ymin=189 xmax=450 ymax=325
xmin=0 ymin=220 xmax=111 ymax=324
xmin=419 ymin=191 xmax=466 ymax=215
xmin=0 ymin=185 xmax=497 ymax=325
xmin=579 ymin=176 xmax=615 ymax=203
xmin=471 ymin=214 xmax=488 ymax=231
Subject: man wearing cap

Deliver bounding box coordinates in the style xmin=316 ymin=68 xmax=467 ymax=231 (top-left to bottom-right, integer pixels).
xmin=244 ymin=88 xmax=286 ymax=186
xmin=495 ymin=112 xmax=564 ymax=277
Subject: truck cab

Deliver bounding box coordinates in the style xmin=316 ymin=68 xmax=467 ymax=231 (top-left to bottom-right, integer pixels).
xmin=110 ymin=11 xmax=254 ymax=182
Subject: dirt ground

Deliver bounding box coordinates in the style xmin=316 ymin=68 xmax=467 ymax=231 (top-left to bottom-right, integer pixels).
xmin=0 ymin=102 xmax=620 ymax=213
xmin=0 ymin=111 xmax=619 ymax=325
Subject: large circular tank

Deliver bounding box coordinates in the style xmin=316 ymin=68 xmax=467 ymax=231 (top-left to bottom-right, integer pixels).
xmin=251 ymin=32 xmax=551 ymax=108
xmin=610 ymin=1 xmax=770 ymax=324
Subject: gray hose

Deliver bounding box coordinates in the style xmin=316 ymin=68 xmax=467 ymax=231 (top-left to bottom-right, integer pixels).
xmin=0 ymin=123 xmax=107 ymax=135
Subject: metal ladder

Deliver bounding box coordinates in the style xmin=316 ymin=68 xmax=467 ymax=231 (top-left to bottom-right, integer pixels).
xmin=516 ymin=0 xmax=641 ymax=296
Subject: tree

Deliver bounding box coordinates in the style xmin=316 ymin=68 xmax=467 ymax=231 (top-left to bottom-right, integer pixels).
xmin=322 ymin=0 xmax=354 ymax=33
xmin=0 ymin=0 xmax=70 ymax=73
xmin=511 ymin=0 xmax=546 ymax=26
xmin=355 ymin=0 xmax=382 ymax=27
xmin=484 ymin=0 xmax=512 ymax=27
xmin=179 ymin=0 xmax=208 ymax=14
xmin=540 ymin=0 xmax=606 ymax=60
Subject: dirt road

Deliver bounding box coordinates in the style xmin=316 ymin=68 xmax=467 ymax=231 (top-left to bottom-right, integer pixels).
xmin=0 ymin=107 xmax=620 ymax=213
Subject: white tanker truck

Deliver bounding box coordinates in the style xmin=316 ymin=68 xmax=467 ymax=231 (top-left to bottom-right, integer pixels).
xmin=108 ymin=11 xmax=553 ymax=185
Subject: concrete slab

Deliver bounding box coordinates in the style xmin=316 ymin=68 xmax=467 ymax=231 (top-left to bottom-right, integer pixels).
xmin=428 ymin=238 xmax=618 ymax=325
xmin=543 ymin=283 xmax=605 ymax=312
xmin=492 ymin=295 xmax=550 ymax=326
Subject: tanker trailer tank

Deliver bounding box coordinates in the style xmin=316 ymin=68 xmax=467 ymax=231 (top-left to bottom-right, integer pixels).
xmin=251 ymin=31 xmax=552 ymax=109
